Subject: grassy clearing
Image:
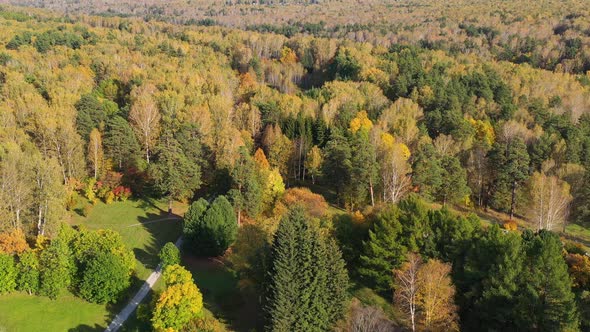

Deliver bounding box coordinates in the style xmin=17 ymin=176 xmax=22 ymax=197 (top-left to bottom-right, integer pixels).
xmin=0 ymin=293 xmax=109 ymax=332
xmin=0 ymin=198 xmax=187 ymax=332
xmin=69 ymin=198 xmax=186 ymax=279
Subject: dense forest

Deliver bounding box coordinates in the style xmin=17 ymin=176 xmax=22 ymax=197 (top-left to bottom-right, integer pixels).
xmin=0 ymin=2 xmax=589 ymax=331
xmin=6 ymin=0 xmax=590 ymax=74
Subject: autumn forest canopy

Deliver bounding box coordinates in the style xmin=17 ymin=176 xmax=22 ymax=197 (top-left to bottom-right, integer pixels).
xmin=0 ymin=0 xmax=590 ymax=331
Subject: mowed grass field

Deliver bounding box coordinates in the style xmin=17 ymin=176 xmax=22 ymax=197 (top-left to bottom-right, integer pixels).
xmin=0 ymin=293 xmax=109 ymax=332
xmin=0 ymin=198 xmax=187 ymax=332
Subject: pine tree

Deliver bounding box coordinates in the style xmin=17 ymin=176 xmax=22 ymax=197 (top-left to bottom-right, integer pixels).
xmin=490 ymin=137 xmax=530 ymax=219
xmin=265 ymin=207 xmax=349 ymax=332
xmin=517 ymin=230 xmax=579 ymax=330
xmin=103 ymin=116 xmax=141 ymax=170
xmin=436 ymin=155 xmax=470 ymax=206
xmin=457 ymin=225 xmax=523 ymax=330
xmin=358 ymin=205 xmax=407 ymax=294
xmin=183 ymin=196 xmax=237 ymax=257
xmin=150 ymin=130 xmax=201 ymax=213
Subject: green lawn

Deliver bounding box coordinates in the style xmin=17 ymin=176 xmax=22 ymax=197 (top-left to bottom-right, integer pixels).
xmin=69 ymin=198 xmax=185 ymax=279
xmin=0 ymin=293 xmax=109 ymax=332
xmin=0 ymin=198 xmax=186 ymax=332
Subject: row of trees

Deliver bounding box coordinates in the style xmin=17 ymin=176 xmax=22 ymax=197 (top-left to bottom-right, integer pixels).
xmin=0 ymin=225 xmax=134 ymax=303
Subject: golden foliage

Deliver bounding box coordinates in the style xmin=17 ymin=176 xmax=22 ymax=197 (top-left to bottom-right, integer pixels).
xmin=0 ymin=228 xmax=29 ymax=254
xmin=349 ymin=111 xmax=373 ymax=134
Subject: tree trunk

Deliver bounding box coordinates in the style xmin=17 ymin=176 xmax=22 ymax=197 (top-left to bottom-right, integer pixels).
xmin=369 ymin=178 xmax=375 ymax=207
xmin=37 ymin=205 xmax=43 ymax=236
xmin=510 ymin=180 xmax=517 ymax=220
xmin=168 ymin=197 xmax=173 ymax=215
xmin=237 ymin=209 xmax=241 ymax=226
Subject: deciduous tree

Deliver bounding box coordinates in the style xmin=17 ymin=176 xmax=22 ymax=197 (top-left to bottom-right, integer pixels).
xmin=527 ymin=172 xmax=572 ymax=231
xmin=393 ymin=253 xmax=421 ymax=332
xmin=87 ymin=128 xmax=103 ymax=179
xmin=129 ymin=83 xmax=161 ymax=164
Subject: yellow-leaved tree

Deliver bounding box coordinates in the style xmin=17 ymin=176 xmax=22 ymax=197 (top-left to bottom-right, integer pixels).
xmin=152 ymin=264 xmax=203 ymax=332
xmin=378 ymin=133 xmax=412 ymax=203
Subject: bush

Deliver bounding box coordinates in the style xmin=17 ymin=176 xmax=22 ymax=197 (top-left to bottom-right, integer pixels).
xmin=79 ymin=252 xmax=131 ymax=304
xmin=82 ymin=204 xmax=93 ymax=217
xmin=16 ymin=251 xmax=40 ymax=295
xmin=159 ymin=242 xmax=180 ymax=268
xmin=65 ymin=191 xmax=79 ymax=211
xmin=503 ymin=219 xmax=518 ymax=231
xmin=105 ymin=191 xmax=115 ymax=204
xmin=0 ymin=253 xmax=17 ymax=294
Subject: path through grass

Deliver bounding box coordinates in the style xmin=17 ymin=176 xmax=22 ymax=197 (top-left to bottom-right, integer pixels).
xmin=0 ymin=198 xmax=186 ymax=332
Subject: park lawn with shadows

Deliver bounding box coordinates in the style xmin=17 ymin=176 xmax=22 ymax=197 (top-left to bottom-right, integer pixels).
xmin=183 ymin=254 xmax=260 ymax=332
xmin=0 ymin=198 xmax=187 ymax=331
xmin=69 ymin=198 xmax=187 ymax=279
xmin=0 ymin=292 xmax=109 ymax=332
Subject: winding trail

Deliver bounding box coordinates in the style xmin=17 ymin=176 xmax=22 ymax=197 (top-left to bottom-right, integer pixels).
xmin=104 ymin=235 xmax=183 ymax=332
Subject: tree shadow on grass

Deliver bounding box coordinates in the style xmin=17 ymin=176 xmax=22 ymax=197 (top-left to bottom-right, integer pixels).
xmin=67 ymin=324 xmax=104 ymax=332
xmin=136 ymin=197 xmax=166 ymax=214
xmin=182 ymin=254 xmax=262 ymax=331
xmin=133 ymin=211 xmax=183 ymax=271
xmin=69 ymin=206 xmax=184 ymax=332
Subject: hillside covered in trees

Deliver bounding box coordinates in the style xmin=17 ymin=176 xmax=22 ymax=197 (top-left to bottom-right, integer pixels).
xmin=0 ymin=2 xmax=589 ymax=331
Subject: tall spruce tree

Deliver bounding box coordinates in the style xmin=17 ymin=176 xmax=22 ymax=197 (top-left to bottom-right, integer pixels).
xmin=265 ymin=207 xmax=349 ymax=332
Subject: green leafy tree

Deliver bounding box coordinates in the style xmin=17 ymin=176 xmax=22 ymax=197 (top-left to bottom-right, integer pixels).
xmin=159 ymin=242 xmax=180 ymax=267
xmin=39 ymin=239 xmax=72 ymax=299
xmin=71 ymin=228 xmax=135 ymax=282
xmin=79 ymin=251 xmax=131 ymax=304
xmin=358 ymin=205 xmax=407 ymax=294
xmin=265 ymin=207 xmax=349 ymax=332
xmin=229 ymin=147 xmax=263 ymax=223
xmin=0 ymin=252 xmax=17 ymax=294
xmin=16 ymin=250 xmax=40 ymax=295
